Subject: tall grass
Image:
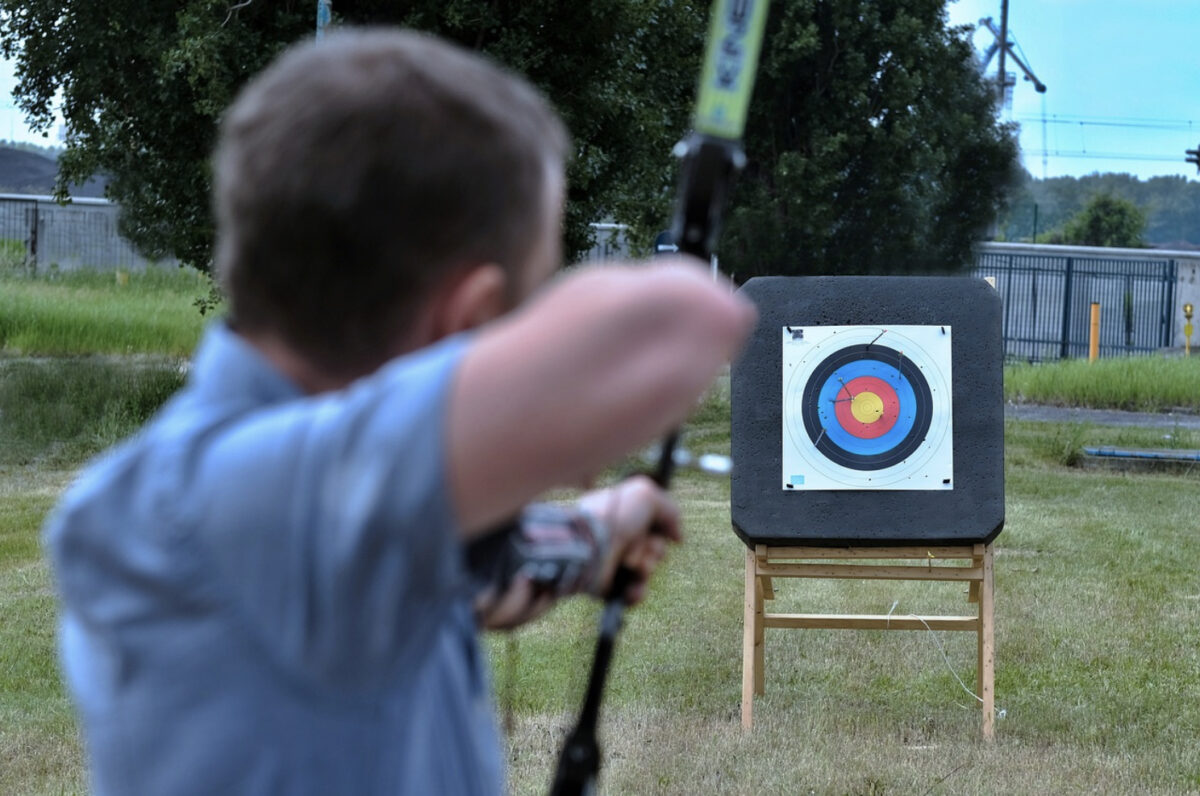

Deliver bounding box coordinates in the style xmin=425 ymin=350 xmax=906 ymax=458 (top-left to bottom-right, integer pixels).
xmin=1005 ymin=355 xmax=1200 ymax=412
xmin=0 ymin=357 xmax=186 ymax=467
xmin=0 ymin=266 xmax=213 ymax=356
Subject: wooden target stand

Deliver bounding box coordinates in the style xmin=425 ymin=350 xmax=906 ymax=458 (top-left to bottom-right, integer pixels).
xmin=740 ymin=542 xmax=995 ymax=739
xmin=731 ymin=277 xmax=1005 ymax=740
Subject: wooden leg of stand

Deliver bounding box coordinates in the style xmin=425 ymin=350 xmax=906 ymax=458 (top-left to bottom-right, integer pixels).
xmin=979 ymin=544 xmax=996 ymax=740
xmin=753 ymin=548 xmax=766 ymax=697
xmin=968 ymin=544 xmax=983 ymax=604
xmin=742 ymin=547 xmax=757 ymax=729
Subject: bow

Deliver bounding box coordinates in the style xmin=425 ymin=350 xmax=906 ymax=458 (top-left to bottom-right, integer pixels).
xmin=549 ymin=2 xmax=770 ymax=793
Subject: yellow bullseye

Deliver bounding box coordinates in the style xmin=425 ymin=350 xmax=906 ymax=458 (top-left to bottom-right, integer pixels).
xmin=850 ymin=391 xmax=884 ymax=424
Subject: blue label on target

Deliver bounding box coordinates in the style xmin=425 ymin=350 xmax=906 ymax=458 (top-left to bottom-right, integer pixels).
xmin=781 ymin=325 xmax=953 ymax=491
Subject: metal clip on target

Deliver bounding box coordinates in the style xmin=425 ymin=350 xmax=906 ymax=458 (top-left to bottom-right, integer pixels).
xmin=549 ymin=2 xmax=769 ymax=794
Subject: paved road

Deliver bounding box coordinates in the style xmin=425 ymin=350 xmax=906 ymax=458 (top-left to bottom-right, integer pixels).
xmin=1005 ymin=403 xmax=1200 ymax=429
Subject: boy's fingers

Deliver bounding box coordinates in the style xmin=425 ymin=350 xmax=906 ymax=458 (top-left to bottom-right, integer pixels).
xmin=477 ymin=577 xmax=553 ymax=630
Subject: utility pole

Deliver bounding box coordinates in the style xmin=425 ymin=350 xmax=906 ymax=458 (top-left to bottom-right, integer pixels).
xmin=978 ymin=6 xmax=1046 ymax=177
xmin=979 ymin=12 xmax=1045 ymax=107
xmin=996 ymin=0 xmax=1009 ymax=104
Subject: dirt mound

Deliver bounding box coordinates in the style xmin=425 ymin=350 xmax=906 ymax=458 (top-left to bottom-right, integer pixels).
xmin=0 ymin=146 xmax=107 ymax=197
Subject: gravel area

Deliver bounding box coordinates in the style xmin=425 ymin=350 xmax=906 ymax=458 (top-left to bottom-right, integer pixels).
xmin=1005 ymin=403 xmax=1200 ymax=429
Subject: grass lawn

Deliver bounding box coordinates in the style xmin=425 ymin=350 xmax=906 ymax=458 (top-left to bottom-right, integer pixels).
xmin=3 ymin=272 xmax=1200 ymax=793
xmin=0 ymin=466 xmax=83 ymax=794
xmin=494 ymin=419 xmax=1200 ymax=794
xmin=5 ymin=397 xmax=1199 ymax=793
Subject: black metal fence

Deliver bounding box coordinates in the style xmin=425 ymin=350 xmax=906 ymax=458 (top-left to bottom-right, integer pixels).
xmin=0 ymin=193 xmax=170 ymax=271
xmin=972 ymin=248 xmax=1177 ymax=361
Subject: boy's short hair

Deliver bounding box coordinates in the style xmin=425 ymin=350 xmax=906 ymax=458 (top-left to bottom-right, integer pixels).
xmin=214 ymin=28 xmax=569 ymax=376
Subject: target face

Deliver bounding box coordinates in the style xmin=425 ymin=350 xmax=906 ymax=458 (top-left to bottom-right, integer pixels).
xmin=782 ymin=325 xmax=953 ymax=490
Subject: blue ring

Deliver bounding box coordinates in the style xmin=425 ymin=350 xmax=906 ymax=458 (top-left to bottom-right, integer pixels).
xmin=814 ymin=361 xmax=917 ymax=456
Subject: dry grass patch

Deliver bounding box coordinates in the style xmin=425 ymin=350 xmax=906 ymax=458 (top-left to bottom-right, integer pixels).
xmin=507 ymin=705 xmax=1198 ymax=794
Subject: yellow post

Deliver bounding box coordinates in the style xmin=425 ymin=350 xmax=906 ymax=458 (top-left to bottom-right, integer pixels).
xmin=1184 ymin=303 xmax=1194 ymax=357
xmin=1088 ymin=302 xmax=1100 ymax=362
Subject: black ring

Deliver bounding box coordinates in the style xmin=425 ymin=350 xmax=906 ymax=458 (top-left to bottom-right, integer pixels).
xmin=799 ymin=344 xmax=933 ymax=471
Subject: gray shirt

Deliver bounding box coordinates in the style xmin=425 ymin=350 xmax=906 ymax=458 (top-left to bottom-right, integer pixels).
xmin=44 ymin=324 xmax=503 ymax=794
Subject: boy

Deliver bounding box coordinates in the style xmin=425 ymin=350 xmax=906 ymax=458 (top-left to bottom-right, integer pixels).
xmin=45 ymin=28 xmax=755 ymax=794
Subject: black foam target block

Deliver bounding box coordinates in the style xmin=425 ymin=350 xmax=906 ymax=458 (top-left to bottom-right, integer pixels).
xmin=731 ymin=276 xmax=1004 ymax=547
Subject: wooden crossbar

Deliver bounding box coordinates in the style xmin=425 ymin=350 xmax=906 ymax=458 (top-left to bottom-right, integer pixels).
xmin=742 ymin=542 xmax=996 ymax=739
xmin=760 ymin=546 xmax=979 ymax=560
xmin=756 ymin=562 xmax=982 ymax=581
xmin=762 ymin=613 xmax=978 ymax=631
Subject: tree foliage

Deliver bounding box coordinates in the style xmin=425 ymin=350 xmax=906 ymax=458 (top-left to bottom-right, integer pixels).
xmin=999 ymin=171 xmax=1200 ymax=248
xmin=0 ymin=0 xmax=706 ymax=270
xmin=0 ymin=1 xmax=313 ymax=268
xmin=721 ymin=0 xmax=1018 ymax=279
xmin=0 ymin=1 xmax=1016 ymax=277
xmin=1051 ymin=193 xmax=1148 ymax=249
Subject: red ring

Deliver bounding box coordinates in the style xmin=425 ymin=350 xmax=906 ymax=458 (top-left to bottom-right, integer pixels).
xmin=832 ymin=376 xmax=900 ymax=439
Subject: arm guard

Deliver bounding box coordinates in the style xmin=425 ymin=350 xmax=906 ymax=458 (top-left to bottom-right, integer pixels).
xmin=466 ymin=503 xmax=610 ymax=599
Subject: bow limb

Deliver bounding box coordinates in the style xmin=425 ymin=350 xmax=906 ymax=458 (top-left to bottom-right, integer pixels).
xmin=549 ymin=2 xmax=771 ymax=795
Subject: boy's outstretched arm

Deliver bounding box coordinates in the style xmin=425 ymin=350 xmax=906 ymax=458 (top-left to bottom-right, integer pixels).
xmin=448 ymin=258 xmax=756 ymax=538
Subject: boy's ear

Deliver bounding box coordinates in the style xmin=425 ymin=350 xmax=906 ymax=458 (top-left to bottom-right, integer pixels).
xmin=435 ymin=263 xmax=509 ymax=337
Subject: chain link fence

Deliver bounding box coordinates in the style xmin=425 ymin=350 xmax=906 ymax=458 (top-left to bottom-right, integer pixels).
xmin=0 ymin=193 xmax=174 ymax=272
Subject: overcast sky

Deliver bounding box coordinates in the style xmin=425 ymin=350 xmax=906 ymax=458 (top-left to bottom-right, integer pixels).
xmin=2 ymin=1 xmax=1198 ymax=182
xmin=0 ymin=59 xmax=58 ymax=146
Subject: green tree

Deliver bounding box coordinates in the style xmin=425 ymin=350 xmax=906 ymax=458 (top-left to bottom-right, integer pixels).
xmin=1054 ymin=193 xmax=1147 ymax=248
xmin=722 ymin=0 xmax=1018 ymax=279
xmin=995 ymin=168 xmax=1036 ymax=241
xmin=0 ymin=1 xmax=706 ymax=269
xmin=1005 ymin=173 xmax=1200 ymax=248
xmin=1 ymin=1 xmax=1020 ymax=277
xmin=1143 ymin=175 xmax=1200 ymax=246
xmin=0 ymin=2 xmax=313 ymax=268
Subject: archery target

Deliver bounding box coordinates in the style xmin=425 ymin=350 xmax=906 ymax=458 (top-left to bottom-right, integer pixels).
xmin=782 ymin=325 xmax=953 ymax=490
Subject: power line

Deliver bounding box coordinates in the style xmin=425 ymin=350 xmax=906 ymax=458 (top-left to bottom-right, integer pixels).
xmin=1025 ymin=150 xmax=1189 ymax=163
xmin=1019 ymin=115 xmax=1198 ymax=131
xmin=1022 ymin=113 xmax=1198 ymax=125
xmin=1016 ymin=111 xmax=1199 ymax=171
xmin=1023 ymin=118 xmax=1197 ymax=132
